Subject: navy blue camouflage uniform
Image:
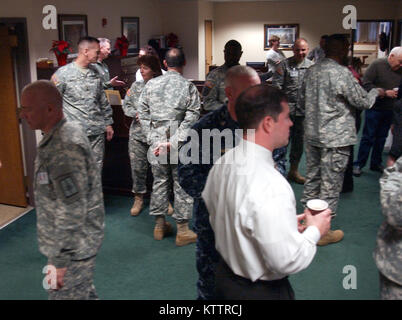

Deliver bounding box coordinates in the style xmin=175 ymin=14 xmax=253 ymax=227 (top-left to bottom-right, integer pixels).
xmin=178 ymin=105 xmax=287 ymax=300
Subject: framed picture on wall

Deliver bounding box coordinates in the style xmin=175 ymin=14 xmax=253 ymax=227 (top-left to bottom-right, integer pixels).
xmin=58 ymin=14 xmax=88 ymax=54
xmin=121 ymin=17 xmax=140 ymax=54
xmin=264 ymin=24 xmax=299 ymax=50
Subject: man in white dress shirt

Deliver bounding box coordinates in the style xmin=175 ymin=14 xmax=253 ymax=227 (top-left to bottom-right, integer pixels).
xmin=202 ymin=84 xmax=331 ymax=299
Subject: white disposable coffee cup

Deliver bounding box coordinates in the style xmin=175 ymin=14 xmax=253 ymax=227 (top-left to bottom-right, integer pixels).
xmin=393 ymin=87 xmax=399 ymax=92
xmin=306 ymin=199 xmax=329 ymax=215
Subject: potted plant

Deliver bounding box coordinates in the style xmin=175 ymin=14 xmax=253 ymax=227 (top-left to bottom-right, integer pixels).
xmin=50 ymin=40 xmax=72 ymax=66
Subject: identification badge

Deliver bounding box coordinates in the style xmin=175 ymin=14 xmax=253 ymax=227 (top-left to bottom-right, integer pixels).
xmin=290 ymin=69 xmax=298 ymax=77
xmin=37 ymin=171 xmax=49 ymax=185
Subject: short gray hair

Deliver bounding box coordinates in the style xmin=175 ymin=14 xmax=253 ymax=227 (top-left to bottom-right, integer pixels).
xmin=390 ymin=46 xmax=402 ymax=57
xmin=98 ymin=38 xmax=111 ymax=47
xmin=225 ymin=65 xmax=259 ymax=88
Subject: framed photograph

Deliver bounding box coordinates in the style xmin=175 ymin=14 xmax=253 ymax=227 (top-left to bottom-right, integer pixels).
xmin=264 ymin=24 xmax=299 ymax=50
xmin=58 ymin=14 xmax=88 ymax=54
xmin=121 ymin=17 xmax=140 ymax=54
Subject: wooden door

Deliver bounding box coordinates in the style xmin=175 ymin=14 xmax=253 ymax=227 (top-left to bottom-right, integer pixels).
xmin=0 ymin=26 xmax=27 ymax=207
xmin=205 ymin=20 xmax=213 ymax=76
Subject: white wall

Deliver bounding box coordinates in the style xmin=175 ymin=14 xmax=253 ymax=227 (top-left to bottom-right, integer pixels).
xmin=2 ymin=0 xmax=401 ymax=83
xmin=198 ymin=0 xmax=214 ymax=80
xmin=213 ymin=0 xmax=400 ymax=66
xmin=1 ymin=0 xmax=163 ymax=81
xmin=159 ymin=0 xmax=199 ymax=79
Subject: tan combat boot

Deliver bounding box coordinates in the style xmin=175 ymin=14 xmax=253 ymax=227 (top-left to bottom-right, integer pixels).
xmin=167 ymin=202 xmax=174 ymax=216
xmin=130 ymin=194 xmax=144 ymax=216
xmin=175 ymin=221 xmax=197 ymax=246
xmin=317 ymin=229 xmax=344 ymax=246
xmin=287 ymin=162 xmax=306 ymax=184
xmin=154 ymin=215 xmax=173 ymax=240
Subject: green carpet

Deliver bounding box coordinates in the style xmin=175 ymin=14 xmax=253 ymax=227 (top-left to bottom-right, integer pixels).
xmin=0 ymin=150 xmax=385 ymax=300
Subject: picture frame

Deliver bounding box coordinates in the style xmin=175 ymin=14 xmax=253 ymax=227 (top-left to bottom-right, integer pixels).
xmin=58 ymin=14 xmax=88 ymax=54
xmin=264 ymin=24 xmax=299 ymax=50
xmin=121 ymin=17 xmax=140 ymax=54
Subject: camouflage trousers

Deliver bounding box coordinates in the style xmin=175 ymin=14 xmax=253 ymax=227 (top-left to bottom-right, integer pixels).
xmin=379 ymin=272 xmax=402 ymax=300
xmin=88 ymin=134 xmax=105 ymax=170
xmin=128 ymin=137 xmax=149 ymax=194
xmin=193 ymin=198 xmax=219 ymax=300
xmin=301 ymin=144 xmax=351 ymax=213
xmin=48 ymin=256 xmax=98 ymax=300
xmin=289 ymin=115 xmax=304 ymax=164
xmin=150 ymin=162 xmax=193 ymax=223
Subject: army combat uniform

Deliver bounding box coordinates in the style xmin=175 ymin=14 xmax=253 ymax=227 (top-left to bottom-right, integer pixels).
xmin=51 ymin=62 xmax=113 ymax=169
xmin=90 ymin=61 xmax=113 ymax=89
xmin=202 ymin=64 xmax=235 ymax=112
xmin=138 ymin=70 xmax=201 ymax=223
xmin=300 ymin=58 xmax=379 ymax=213
xmin=178 ymin=104 xmax=287 ymax=300
xmin=272 ymin=56 xmax=313 ymax=167
xmin=122 ymin=81 xmax=149 ymax=195
xmin=34 ymin=119 xmax=105 ymax=300
xmin=373 ymin=156 xmax=402 ymax=300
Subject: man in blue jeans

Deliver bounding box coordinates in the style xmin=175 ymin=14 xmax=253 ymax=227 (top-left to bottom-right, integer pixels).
xmin=353 ymin=47 xmax=402 ymax=176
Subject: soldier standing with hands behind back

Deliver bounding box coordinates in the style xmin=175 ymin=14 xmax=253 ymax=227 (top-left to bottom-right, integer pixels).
xmin=138 ymin=48 xmax=201 ymax=247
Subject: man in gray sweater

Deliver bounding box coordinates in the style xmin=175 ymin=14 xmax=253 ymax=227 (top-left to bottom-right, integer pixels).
xmin=353 ymin=47 xmax=402 ymax=175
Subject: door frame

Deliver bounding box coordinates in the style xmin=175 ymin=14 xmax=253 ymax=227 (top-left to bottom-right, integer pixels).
xmin=351 ymin=19 xmax=395 ymax=56
xmin=0 ymin=18 xmax=35 ymax=206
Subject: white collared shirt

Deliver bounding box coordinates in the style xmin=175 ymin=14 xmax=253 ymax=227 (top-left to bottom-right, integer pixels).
xmin=202 ymin=139 xmax=320 ymax=282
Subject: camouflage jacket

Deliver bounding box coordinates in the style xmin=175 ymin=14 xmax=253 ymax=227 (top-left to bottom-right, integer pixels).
xmin=90 ymin=60 xmax=113 ymax=89
xmin=202 ymin=64 xmax=233 ymax=111
xmin=34 ymin=118 xmax=105 ymax=268
xmin=138 ymin=70 xmax=201 ymax=150
xmin=300 ymin=58 xmax=379 ymax=148
xmin=178 ymin=105 xmax=287 ymax=199
xmin=51 ymin=62 xmax=113 ymax=136
xmin=122 ymin=80 xmax=146 ymax=142
xmin=272 ymin=56 xmax=313 ymax=116
xmin=374 ymin=156 xmax=402 ymax=285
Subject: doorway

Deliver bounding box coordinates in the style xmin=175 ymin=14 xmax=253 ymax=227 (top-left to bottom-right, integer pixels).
xmin=0 ymin=19 xmax=34 ymax=209
xmin=205 ymin=20 xmax=213 ymax=76
xmin=351 ymin=19 xmax=394 ymax=72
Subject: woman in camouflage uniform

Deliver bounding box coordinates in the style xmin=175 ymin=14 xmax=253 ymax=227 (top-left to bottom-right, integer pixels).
xmin=122 ymin=55 xmax=163 ymax=216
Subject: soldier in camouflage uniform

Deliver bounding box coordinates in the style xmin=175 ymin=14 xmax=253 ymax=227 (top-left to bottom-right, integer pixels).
xmin=51 ymin=36 xmax=114 ymax=169
xmin=373 ymin=156 xmax=402 ymax=299
xmin=90 ymin=38 xmax=126 ymax=89
xmin=202 ymin=40 xmax=242 ymax=112
xmin=178 ymin=66 xmax=287 ymax=299
xmin=138 ymin=48 xmax=201 ymax=246
xmin=122 ymin=55 xmax=162 ymax=216
xmin=272 ymin=38 xmax=313 ymax=184
xmin=20 ymin=80 xmax=104 ymax=300
xmin=299 ymin=34 xmax=381 ymax=246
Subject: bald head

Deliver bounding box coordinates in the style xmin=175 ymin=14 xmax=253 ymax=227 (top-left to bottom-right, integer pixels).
xmin=225 ymin=65 xmax=259 ymax=88
xmin=165 ymin=48 xmax=186 ymax=68
xmin=224 ymin=65 xmax=261 ymax=120
xmin=22 ymin=80 xmax=62 ymax=109
xmin=388 ymin=46 xmax=402 ymax=71
xmin=20 ymin=80 xmax=63 ymax=133
xmin=293 ymin=38 xmax=309 ymax=62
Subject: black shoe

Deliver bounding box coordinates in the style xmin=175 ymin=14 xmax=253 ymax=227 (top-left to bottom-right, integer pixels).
xmin=353 ymin=166 xmax=362 ymax=177
xmin=370 ymin=165 xmax=384 ymax=173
